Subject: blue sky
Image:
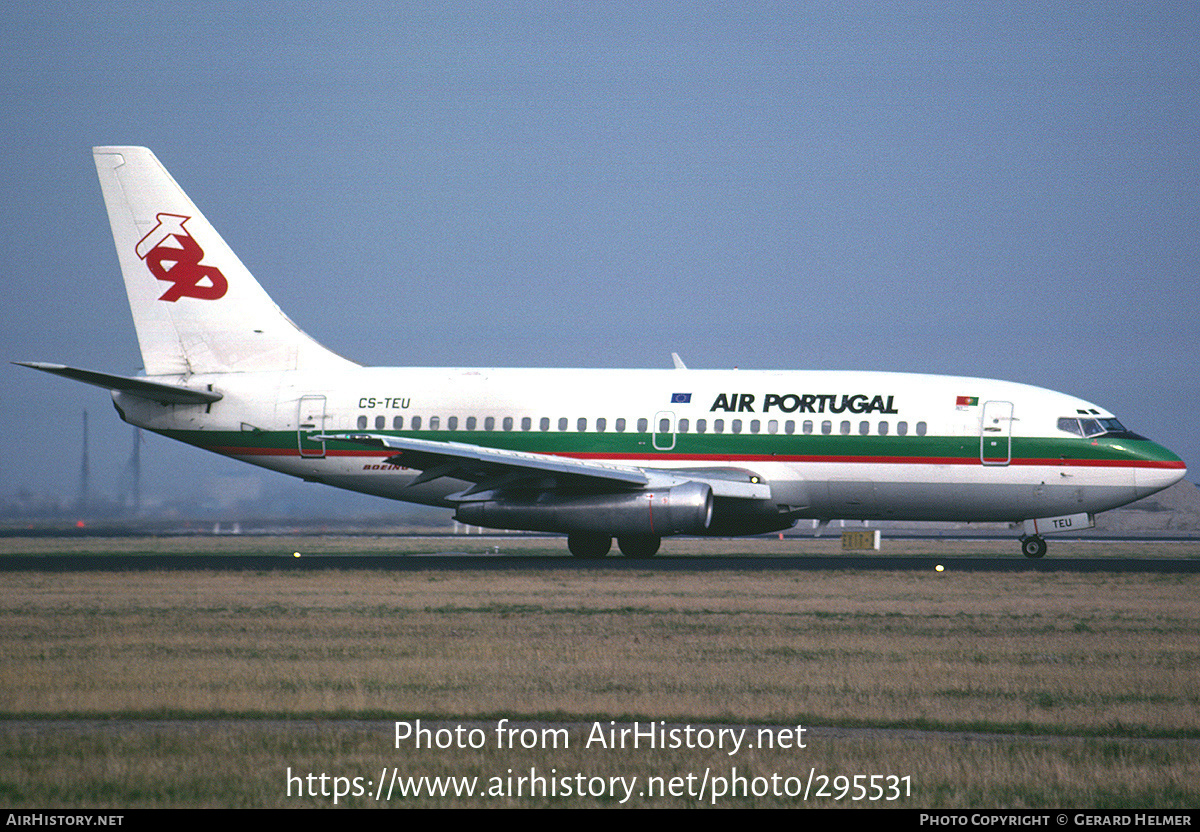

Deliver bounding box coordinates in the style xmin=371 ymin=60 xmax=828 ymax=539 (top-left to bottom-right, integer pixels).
xmin=1 ymin=2 xmax=1196 ymax=507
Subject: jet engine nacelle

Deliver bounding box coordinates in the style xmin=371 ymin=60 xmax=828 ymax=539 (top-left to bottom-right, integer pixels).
xmin=454 ymin=481 xmax=714 ymax=536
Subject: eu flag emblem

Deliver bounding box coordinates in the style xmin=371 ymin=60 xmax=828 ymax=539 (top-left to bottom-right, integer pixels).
xmin=671 ymin=393 xmax=691 ymax=404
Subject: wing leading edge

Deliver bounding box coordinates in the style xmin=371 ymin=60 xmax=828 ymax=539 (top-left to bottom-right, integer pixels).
xmin=317 ymin=433 xmax=772 ymax=501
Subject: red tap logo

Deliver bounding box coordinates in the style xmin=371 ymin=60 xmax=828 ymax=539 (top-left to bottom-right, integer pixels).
xmin=135 ymin=213 xmax=229 ymax=302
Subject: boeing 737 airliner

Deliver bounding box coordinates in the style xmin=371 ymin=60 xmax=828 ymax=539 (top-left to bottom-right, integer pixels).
xmin=18 ymin=147 xmax=1187 ymax=558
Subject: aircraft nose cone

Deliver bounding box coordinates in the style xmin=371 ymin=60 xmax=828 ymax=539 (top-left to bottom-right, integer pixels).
xmin=1134 ymin=466 xmax=1186 ymax=499
xmin=1131 ymin=441 xmax=1186 ymax=499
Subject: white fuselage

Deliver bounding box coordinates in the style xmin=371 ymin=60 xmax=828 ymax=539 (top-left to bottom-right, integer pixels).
xmin=112 ymin=366 xmax=1186 ymax=526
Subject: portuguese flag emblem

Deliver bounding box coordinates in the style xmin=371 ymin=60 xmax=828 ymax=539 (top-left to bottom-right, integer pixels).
xmin=956 ymin=395 xmax=979 ymax=407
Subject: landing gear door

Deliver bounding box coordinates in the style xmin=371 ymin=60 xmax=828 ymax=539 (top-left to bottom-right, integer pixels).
xmin=980 ymin=400 xmax=1013 ymax=466
xmin=298 ymin=395 xmax=328 ymax=458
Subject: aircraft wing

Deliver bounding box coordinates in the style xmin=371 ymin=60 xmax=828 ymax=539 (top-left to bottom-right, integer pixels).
xmin=317 ymin=433 xmax=771 ymax=501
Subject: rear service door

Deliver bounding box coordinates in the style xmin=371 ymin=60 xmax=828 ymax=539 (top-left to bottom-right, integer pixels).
xmin=298 ymin=395 xmax=328 ymax=458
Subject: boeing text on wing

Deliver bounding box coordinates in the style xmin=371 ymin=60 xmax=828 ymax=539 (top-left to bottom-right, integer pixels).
xmin=17 ymin=147 xmax=1187 ymax=559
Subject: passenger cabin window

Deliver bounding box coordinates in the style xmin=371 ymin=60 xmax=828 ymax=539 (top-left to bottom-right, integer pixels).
xmin=678 ymin=418 xmax=688 ymax=433
xmin=429 ymin=416 xmax=440 ymax=430
xmin=466 ymin=416 xmax=477 ymax=430
xmin=484 ymin=417 xmax=494 ymax=431
xmin=411 ymin=416 xmax=422 ymax=430
xmin=637 ymin=418 xmax=648 ymax=433
xmin=521 ymin=417 xmax=531 ymax=431
xmin=878 ymin=421 xmax=888 ymax=436
xmin=375 ymin=415 xmax=386 ymax=430
xmin=840 ymin=421 xmax=851 ymax=435
xmin=540 ymin=417 xmax=550 ymax=431
xmin=357 ymin=415 xmax=368 ymax=430
xmin=393 ymin=416 xmax=404 ymax=430
xmin=803 ymin=420 xmax=813 ymax=435
xmin=559 ymin=418 xmax=568 ymax=431
xmin=596 ymin=418 xmax=606 ymax=432
xmin=447 ymin=416 xmax=458 ymax=430
xmin=916 ymin=421 xmax=927 ymax=436
xmin=616 ymin=418 xmax=626 ymax=432
xmin=577 ymin=418 xmax=587 ymax=432
xmin=858 ymin=421 xmax=869 ymax=435
xmin=714 ymin=419 xmax=725 ymax=434
xmin=821 ymin=421 xmax=832 ymax=435
xmin=897 ymin=421 xmax=908 ymax=436
xmin=696 ymin=419 xmax=706 ymax=433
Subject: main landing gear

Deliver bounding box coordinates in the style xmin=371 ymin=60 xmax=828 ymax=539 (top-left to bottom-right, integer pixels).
xmin=567 ymin=533 xmax=610 ymax=559
xmin=1020 ymin=535 xmax=1048 ymax=559
xmin=567 ymin=533 xmax=661 ymax=559
xmin=617 ymin=535 xmax=660 ymax=559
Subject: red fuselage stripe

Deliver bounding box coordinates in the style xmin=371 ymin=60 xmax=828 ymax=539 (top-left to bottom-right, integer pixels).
xmin=208 ymin=446 xmax=1185 ymax=469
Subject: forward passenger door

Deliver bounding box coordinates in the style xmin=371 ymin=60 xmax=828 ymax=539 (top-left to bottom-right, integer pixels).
xmin=980 ymin=400 xmax=1014 ymax=465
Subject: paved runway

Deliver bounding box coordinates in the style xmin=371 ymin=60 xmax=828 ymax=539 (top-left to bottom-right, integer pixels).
xmin=1 ymin=553 xmax=1196 ymax=572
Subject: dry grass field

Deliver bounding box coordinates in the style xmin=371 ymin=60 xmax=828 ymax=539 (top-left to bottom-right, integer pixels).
xmin=1 ymin=535 xmax=1197 ymax=807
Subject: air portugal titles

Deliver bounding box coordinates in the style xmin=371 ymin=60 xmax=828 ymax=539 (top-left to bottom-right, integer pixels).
xmin=708 ymin=392 xmax=899 ymax=415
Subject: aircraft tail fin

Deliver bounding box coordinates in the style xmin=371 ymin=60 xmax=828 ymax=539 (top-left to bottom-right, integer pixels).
xmin=92 ymin=146 xmax=356 ymax=376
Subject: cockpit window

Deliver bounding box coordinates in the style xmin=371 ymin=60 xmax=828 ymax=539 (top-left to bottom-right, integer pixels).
xmin=1058 ymin=416 xmax=1134 ymax=438
xmin=1057 ymin=417 xmax=1083 ymax=436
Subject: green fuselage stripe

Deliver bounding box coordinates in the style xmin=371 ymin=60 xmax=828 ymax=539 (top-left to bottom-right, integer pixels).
xmin=162 ymin=429 xmax=1183 ymax=468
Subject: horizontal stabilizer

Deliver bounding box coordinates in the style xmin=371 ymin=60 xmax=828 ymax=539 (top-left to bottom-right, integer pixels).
xmin=14 ymin=362 xmax=222 ymax=405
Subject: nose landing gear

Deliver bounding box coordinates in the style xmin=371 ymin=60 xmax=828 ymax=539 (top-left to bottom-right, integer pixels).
xmin=1017 ymin=513 xmax=1093 ymax=559
xmin=1020 ymin=535 xmax=1048 ymax=559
